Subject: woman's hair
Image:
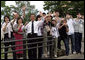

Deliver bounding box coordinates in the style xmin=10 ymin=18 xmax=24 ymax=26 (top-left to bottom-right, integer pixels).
xmin=60 ymin=18 xmax=67 ymax=25
xmin=17 ymin=17 xmax=23 ymax=24
xmin=4 ymin=15 xmax=10 ymax=22
xmin=36 ymin=15 xmax=41 ymax=21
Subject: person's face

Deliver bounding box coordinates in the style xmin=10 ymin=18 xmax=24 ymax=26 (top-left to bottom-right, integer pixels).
xmin=55 ymin=12 xmax=59 ymax=17
xmin=30 ymin=15 xmax=35 ymax=21
xmin=18 ymin=19 xmax=22 ymax=24
xmin=38 ymin=17 xmax=41 ymax=21
xmin=66 ymin=14 xmax=70 ymax=19
xmin=5 ymin=17 xmax=9 ymax=23
xmin=77 ymin=13 xmax=82 ymax=19
xmin=13 ymin=13 xmax=19 ymax=19
xmin=43 ymin=14 xmax=46 ymax=17
xmin=52 ymin=21 xmax=56 ymax=25
xmin=47 ymin=16 xmax=51 ymax=21
xmin=63 ymin=20 xmax=67 ymax=24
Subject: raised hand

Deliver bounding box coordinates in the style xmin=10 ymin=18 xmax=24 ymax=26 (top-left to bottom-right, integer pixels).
xmin=24 ymin=22 xmax=28 ymax=26
xmin=39 ymin=11 xmax=43 ymax=16
xmin=22 ymin=5 xmax=26 ymax=11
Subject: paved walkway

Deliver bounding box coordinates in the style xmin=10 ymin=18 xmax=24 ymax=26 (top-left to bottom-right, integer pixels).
xmin=55 ymin=41 xmax=84 ymax=59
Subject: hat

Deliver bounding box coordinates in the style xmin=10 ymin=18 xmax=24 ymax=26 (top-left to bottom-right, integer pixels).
xmin=52 ymin=17 xmax=56 ymax=20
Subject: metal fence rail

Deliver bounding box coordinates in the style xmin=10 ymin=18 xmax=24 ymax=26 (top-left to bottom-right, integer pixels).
xmin=1 ymin=36 xmax=54 ymax=59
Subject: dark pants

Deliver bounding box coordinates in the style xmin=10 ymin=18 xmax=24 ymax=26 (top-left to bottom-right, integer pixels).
xmin=75 ymin=32 xmax=82 ymax=53
xmin=57 ymin=36 xmax=69 ymax=55
xmin=37 ymin=36 xmax=43 ymax=59
xmin=23 ymin=40 xmax=27 ymax=59
xmin=47 ymin=35 xmax=54 ymax=58
xmin=4 ymin=33 xmax=16 ymax=59
xmin=27 ymin=33 xmax=37 ymax=59
xmin=68 ymin=34 xmax=75 ymax=53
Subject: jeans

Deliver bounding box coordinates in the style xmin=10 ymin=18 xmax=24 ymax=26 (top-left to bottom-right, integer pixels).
xmin=75 ymin=32 xmax=82 ymax=53
xmin=68 ymin=34 xmax=75 ymax=53
xmin=57 ymin=36 xmax=69 ymax=55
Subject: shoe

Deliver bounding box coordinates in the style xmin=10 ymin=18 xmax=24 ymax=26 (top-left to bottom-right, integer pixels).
xmin=54 ymin=55 xmax=57 ymax=58
xmin=76 ymin=52 xmax=81 ymax=54
xmin=66 ymin=54 xmax=69 ymax=56
xmin=73 ymin=52 xmax=76 ymax=54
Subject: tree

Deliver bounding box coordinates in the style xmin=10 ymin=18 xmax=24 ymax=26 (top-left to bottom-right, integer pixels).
xmin=43 ymin=1 xmax=84 ymax=17
xmin=1 ymin=1 xmax=38 ymax=23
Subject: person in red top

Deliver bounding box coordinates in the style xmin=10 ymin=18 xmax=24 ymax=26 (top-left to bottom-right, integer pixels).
xmin=13 ymin=17 xmax=25 ymax=59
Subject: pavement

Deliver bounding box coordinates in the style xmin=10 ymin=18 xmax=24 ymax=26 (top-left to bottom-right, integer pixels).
xmin=55 ymin=40 xmax=84 ymax=59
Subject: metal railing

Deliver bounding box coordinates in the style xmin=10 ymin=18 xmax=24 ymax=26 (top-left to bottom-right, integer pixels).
xmin=1 ymin=36 xmax=54 ymax=59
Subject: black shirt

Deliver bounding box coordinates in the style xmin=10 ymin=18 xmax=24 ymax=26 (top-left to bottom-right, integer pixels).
xmin=58 ymin=24 xmax=68 ymax=39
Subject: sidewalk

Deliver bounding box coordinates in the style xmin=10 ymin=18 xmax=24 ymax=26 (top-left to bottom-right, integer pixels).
xmin=55 ymin=41 xmax=84 ymax=59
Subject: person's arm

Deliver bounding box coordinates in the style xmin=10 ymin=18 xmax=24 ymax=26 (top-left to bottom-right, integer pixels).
xmin=22 ymin=5 xmax=26 ymax=18
xmin=11 ymin=18 xmax=16 ymax=25
xmin=3 ymin=23 xmax=8 ymax=32
xmin=13 ymin=24 xmax=19 ymax=32
xmin=58 ymin=24 xmax=64 ymax=29
xmin=66 ymin=25 xmax=69 ymax=32
xmin=17 ymin=25 xmax=25 ymax=34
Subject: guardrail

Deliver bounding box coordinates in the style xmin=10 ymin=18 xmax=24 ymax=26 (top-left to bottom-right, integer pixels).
xmin=1 ymin=36 xmax=54 ymax=59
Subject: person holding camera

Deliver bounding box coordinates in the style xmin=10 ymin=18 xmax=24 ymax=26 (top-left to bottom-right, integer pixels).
xmin=57 ymin=19 xmax=69 ymax=56
xmin=73 ymin=13 xmax=84 ymax=54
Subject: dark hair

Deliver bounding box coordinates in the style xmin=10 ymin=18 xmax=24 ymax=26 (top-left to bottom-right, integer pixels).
xmin=43 ymin=12 xmax=46 ymax=15
xmin=17 ymin=17 xmax=23 ymax=24
xmin=60 ymin=19 xmax=67 ymax=25
xmin=14 ymin=11 xmax=19 ymax=14
xmin=13 ymin=11 xmax=19 ymax=16
xmin=77 ymin=12 xmax=81 ymax=15
xmin=36 ymin=15 xmax=41 ymax=21
xmin=30 ymin=13 xmax=36 ymax=17
xmin=4 ymin=15 xmax=10 ymax=22
xmin=66 ymin=12 xmax=70 ymax=15
xmin=55 ymin=10 xmax=59 ymax=13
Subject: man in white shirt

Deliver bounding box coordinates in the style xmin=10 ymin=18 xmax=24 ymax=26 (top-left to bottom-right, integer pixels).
xmin=66 ymin=13 xmax=76 ymax=54
xmin=53 ymin=10 xmax=61 ymax=24
xmin=25 ymin=14 xmax=43 ymax=59
xmin=73 ymin=13 xmax=84 ymax=54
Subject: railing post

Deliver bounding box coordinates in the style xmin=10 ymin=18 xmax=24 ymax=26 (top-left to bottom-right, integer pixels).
xmin=42 ymin=27 xmax=48 ymax=58
xmin=37 ymin=44 xmax=38 ymax=59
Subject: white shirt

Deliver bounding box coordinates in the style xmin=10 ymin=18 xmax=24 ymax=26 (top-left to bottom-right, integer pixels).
xmin=37 ymin=20 xmax=44 ymax=36
xmin=73 ymin=18 xmax=84 ymax=33
xmin=1 ymin=22 xmax=13 ymax=38
xmin=11 ymin=19 xmax=17 ymax=28
xmin=67 ymin=18 xmax=74 ymax=35
xmin=51 ymin=24 xmax=59 ymax=38
xmin=25 ymin=20 xmax=43 ymax=35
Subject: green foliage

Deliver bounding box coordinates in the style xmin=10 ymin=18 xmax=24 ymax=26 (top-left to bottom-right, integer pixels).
xmin=43 ymin=1 xmax=84 ymax=17
xmin=1 ymin=1 xmax=5 ymax=7
xmin=1 ymin=1 xmax=38 ymax=24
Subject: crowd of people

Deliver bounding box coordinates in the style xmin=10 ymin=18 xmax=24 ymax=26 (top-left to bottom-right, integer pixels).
xmin=1 ymin=6 xmax=84 ymax=59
